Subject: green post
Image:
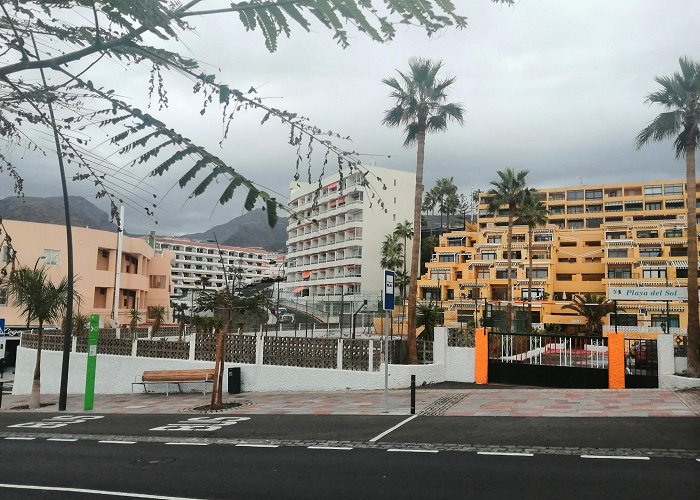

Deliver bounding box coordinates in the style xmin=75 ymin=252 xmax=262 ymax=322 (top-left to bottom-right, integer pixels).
xmin=84 ymin=314 xmax=100 ymax=410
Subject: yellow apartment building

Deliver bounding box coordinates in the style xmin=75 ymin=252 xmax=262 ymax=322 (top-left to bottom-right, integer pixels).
xmin=0 ymin=220 xmax=174 ymax=329
xmin=419 ymin=178 xmax=699 ymax=334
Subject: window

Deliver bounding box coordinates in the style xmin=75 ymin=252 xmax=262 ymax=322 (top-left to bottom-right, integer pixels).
xmin=584 ymin=241 xmax=601 ymax=247
xmin=642 ymin=267 xmax=666 ymax=279
xmin=608 ymin=249 xmax=628 ymax=258
xmin=503 ymin=251 xmax=522 ymax=260
xmin=624 ymin=201 xmax=643 ymax=211
xmin=644 ymin=185 xmax=662 ymax=196
xmin=567 ymin=205 xmax=584 ymax=214
xmin=585 ymin=189 xmax=602 ymax=200
xmin=476 ymin=267 xmax=489 ymax=279
xmin=588 ymin=216 xmax=604 ymax=227
xmin=637 ymin=230 xmax=658 ymax=239
xmin=456 ymin=309 xmax=473 ymax=323
xmin=664 ymin=184 xmax=683 ymax=195
xmin=568 ymin=220 xmax=584 ymax=229
xmin=486 ymin=235 xmax=502 ymax=244
xmin=438 ymin=254 xmax=455 ymax=263
xmin=495 ymin=269 xmax=517 ymax=279
xmin=651 ymin=314 xmax=680 ymax=328
xmin=669 ymin=246 xmax=687 ymax=257
xmin=534 ymin=234 xmax=553 ymax=242
xmin=610 ymin=314 xmax=637 ymax=326
xmin=549 ymin=205 xmax=565 ymax=215
xmin=558 ymin=257 xmax=577 ymax=263
xmin=560 ymin=241 xmax=577 ymax=247
xmin=582 ymin=273 xmax=604 ymax=281
xmin=481 ymin=251 xmax=497 ymax=260
xmin=645 ymin=202 xmax=661 ymax=211
xmin=606 ymin=231 xmax=627 ymax=240
xmin=43 ymin=249 xmax=60 ymax=266
xmin=526 ymin=268 xmax=548 ymax=279
xmin=665 ymin=229 xmax=683 ymax=238
xmin=149 ymin=275 xmax=167 ymax=288
xmin=567 ymin=190 xmax=584 ymax=201
xmin=522 ymin=288 xmax=544 ymax=300
xmin=608 ymin=267 xmax=632 ymax=279
xmin=676 ymin=268 xmax=688 ymax=278
xmin=586 ymin=204 xmax=602 ymax=213
xmin=639 ymin=247 xmax=662 ymax=257
xmin=430 ymin=270 xmax=450 ymax=280
xmin=665 ymin=200 xmax=684 ymax=209
xmin=556 ymin=274 xmax=573 ymax=281
xmin=0 ymin=245 xmax=12 ymax=264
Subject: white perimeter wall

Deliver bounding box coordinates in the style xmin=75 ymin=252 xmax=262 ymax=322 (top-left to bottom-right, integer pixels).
xmin=12 ymin=328 xmax=474 ymax=395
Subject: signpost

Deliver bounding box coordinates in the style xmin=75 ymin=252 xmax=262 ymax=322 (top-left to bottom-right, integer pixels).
xmin=84 ymin=314 xmax=100 ymax=411
xmin=383 ymin=270 xmax=395 ymax=414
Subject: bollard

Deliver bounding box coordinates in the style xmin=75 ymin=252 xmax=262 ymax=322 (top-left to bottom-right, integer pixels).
xmin=0 ymin=381 xmax=3 ymax=409
xmin=410 ymin=375 xmax=416 ymax=415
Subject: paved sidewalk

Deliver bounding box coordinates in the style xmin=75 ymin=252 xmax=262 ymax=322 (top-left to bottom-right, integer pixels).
xmin=1 ymin=388 xmax=698 ymax=417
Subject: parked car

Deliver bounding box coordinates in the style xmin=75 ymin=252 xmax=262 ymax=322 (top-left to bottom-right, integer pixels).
xmin=275 ymin=307 xmax=288 ymax=316
xmin=628 ymin=340 xmax=657 ymax=369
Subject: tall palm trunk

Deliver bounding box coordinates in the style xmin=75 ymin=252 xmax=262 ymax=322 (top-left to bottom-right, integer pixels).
xmin=407 ymin=120 xmax=426 ymax=364
xmin=506 ymin=204 xmax=514 ymax=332
xmin=527 ymin=226 xmax=533 ymax=332
xmin=30 ymin=324 xmax=43 ymax=409
xmin=686 ymin=141 xmax=699 ymax=377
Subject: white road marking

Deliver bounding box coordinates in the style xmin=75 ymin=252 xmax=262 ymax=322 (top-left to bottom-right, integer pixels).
xmin=307 ymin=446 xmax=353 ymax=451
xmin=47 ymin=438 xmax=78 ymax=442
xmin=387 ymin=448 xmax=438 ymax=454
xmin=235 ymin=444 xmax=279 ymax=448
xmin=165 ymin=442 xmax=208 ymax=446
xmin=98 ymin=440 xmax=136 ymax=445
xmin=0 ymin=483 xmax=203 ymax=499
xmin=124 ymin=405 xmax=147 ymax=409
xmin=4 ymin=437 xmax=35 ymax=441
xmin=581 ymin=455 xmax=650 ymax=461
xmin=369 ymin=415 xmax=418 ymax=443
xmin=477 ymin=452 xmax=534 ymax=457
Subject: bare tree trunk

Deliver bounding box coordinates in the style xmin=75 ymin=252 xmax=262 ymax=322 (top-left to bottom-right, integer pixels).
xmin=527 ymin=226 xmax=533 ymax=332
xmin=685 ymin=143 xmax=699 ymax=377
xmin=29 ymin=326 xmax=43 ymax=409
xmin=506 ymin=205 xmax=514 ymax=333
xmin=210 ymin=329 xmax=225 ymax=409
xmin=407 ymin=122 xmax=426 ymax=365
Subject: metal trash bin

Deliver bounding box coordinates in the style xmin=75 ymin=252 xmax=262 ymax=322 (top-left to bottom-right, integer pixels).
xmin=227 ymin=367 xmax=241 ymax=394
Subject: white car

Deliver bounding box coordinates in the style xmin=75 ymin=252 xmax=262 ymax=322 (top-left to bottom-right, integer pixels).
xmin=279 ymin=313 xmax=295 ymax=324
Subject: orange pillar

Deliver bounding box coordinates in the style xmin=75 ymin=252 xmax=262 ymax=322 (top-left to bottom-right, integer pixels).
xmin=475 ymin=327 xmax=489 ymax=384
xmin=607 ymin=333 xmax=625 ymax=389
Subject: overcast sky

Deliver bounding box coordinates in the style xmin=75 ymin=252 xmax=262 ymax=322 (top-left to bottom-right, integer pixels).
xmin=2 ymin=0 xmax=699 ymax=235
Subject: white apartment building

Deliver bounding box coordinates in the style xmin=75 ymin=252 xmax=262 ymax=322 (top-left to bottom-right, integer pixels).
xmin=155 ymin=237 xmax=284 ymax=304
xmin=283 ymin=165 xmax=416 ymax=310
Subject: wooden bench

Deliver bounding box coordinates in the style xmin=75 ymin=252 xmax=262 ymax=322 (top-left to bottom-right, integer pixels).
xmin=132 ymin=369 xmax=215 ymax=395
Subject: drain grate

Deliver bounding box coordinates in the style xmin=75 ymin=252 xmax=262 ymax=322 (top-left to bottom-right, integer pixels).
xmin=420 ymin=394 xmax=466 ymax=416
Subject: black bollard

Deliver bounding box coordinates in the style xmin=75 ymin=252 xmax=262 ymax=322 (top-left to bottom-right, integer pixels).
xmin=410 ymin=375 xmax=416 ymax=415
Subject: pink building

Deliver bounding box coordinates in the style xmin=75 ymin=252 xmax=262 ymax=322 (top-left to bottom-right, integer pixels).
xmin=0 ymin=220 xmax=173 ymax=329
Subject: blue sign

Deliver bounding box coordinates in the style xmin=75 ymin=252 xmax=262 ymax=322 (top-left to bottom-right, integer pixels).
xmin=383 ymin=270 xmax=395 ymax=310
xmin=0 ymin=318 xmax=5 ymax=336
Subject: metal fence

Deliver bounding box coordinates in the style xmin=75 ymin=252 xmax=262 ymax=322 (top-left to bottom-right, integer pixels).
xmin=489 ymin=333 xmax=608 ymax=369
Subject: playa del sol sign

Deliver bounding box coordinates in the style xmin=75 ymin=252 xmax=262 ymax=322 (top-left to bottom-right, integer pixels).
xmin=608 ymin=287 xmax=688 ymax=301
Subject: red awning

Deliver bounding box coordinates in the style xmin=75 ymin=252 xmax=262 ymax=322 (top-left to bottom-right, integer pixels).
xmin=302 ymin=271 xmax=311 ymax=279
xmin=327 ymin=182 xmax=338 ymax=190
xmin=293 ymin=286 xmax=307 ymax=294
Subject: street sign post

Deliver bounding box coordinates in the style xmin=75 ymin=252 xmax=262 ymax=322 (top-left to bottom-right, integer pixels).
xmin=84 ymin=314 xmax=100 ymax=411
xmin=383 ymin=270 xmax=395 ymax=413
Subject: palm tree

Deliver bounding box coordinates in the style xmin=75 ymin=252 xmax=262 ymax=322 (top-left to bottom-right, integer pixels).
xmin=441 ymin=192 xmax=460 ymax=230
xmin=488 ymin=168 xmax=530 ymax=332
xmin=635 ymin=56 xmax=699 ymax=377
xmin=4 ymin=266 xmax=74 ymax=409
xmin=128 ymin=308 xmax=141 ymax=340
xmin=149 ymin=306 xmax=166 ymax=338
xmin=380 ymin=233 xmax=403 ymax=272
xmin=422 ymin=189 xmax=438 ymax=218
xmin=516 ymin=190 xmax=549 ymax=331
xmin=382 ymin=57 xmax=464 ymax=364
xmin=172 ymin=302 xmax=189 ymax=340
xmin=393 ymin=220 xmax=414 ymax=300
xmin=417 ymin=301 xmax=444 ymax=342
xmin=435 ymin=177 xmax=458 ymax=231
xmin=562 ymin=294 xmax=616 ymax=336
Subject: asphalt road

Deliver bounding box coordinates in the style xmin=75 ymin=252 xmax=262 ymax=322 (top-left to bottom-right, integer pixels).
xmin=0 ymin=439 xmax=697 ymax=500
xmin=1 ymin=413 xmax=698 ymax=451
xmin=1 ymin=413 xmax=698 ymax=498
